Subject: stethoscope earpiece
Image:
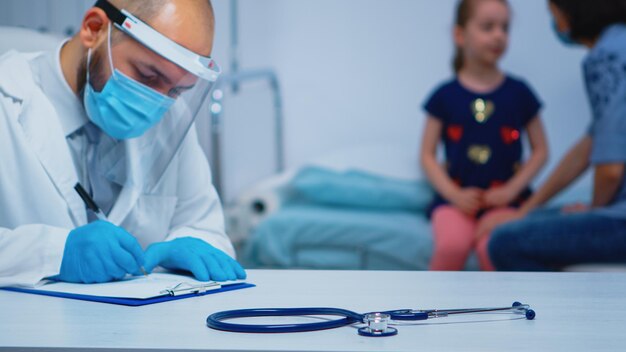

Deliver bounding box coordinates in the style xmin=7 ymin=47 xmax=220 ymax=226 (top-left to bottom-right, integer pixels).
xmin=513 ymin=301 xmax=536 ymax=320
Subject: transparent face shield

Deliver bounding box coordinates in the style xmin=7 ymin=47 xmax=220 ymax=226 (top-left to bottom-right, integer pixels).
xmin=87 ymin=0 xmax=220 ymax=193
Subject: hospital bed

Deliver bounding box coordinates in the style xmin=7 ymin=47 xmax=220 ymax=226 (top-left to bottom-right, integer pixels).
xmin=229 ymin=144 xmax=597 ymax=271
xmin=229 ymin=144 xmax=449 ymax=270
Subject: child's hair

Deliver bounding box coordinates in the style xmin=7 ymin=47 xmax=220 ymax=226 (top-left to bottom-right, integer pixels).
xmin=549 ymin=0 xmax=626 ymax=42
xmin=452 ymin=0 xmax=509 ymax=73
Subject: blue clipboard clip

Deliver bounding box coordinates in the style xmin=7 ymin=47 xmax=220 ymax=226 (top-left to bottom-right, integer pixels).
xmin=160 ymin=282 xmax=223 ymax=296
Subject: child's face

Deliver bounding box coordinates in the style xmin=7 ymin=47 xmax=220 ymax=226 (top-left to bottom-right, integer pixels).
xmin=455 ymin=0 xmax=510 ymax=68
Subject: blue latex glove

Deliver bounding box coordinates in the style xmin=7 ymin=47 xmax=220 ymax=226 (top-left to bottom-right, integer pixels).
xmin=144 ymin=237 xmax=246 ymax=282
xmin=55 ymin=220 xmax=145 ymax=283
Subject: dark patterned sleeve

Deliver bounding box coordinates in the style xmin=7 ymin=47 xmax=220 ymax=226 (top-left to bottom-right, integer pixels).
xmin=584 ymin=49 xmax=626 ymax=164
xmin=423 ymin=86 xmax=447 ymax=122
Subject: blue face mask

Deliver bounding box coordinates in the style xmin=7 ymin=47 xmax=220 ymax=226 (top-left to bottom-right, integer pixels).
xmin=551 ymin=20 xmax=577 ymax=46
xmin=83 ymin=49 xmax=175 ymax=140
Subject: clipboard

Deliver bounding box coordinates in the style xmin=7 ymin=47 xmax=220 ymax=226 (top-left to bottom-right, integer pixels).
xmin=1 ymin=273 xmax=255 ymax=306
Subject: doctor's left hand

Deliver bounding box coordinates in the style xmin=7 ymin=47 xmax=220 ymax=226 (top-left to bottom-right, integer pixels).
xmin=143 ymin=237 xmax=247 ymax=282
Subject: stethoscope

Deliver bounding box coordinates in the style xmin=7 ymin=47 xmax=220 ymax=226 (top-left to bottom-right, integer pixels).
xmin=207 ymin=301 xmax=535 ymax=337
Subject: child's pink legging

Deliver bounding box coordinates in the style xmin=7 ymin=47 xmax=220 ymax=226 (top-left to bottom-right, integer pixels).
xmin=429 ymin=205 xmax=517 ymax=271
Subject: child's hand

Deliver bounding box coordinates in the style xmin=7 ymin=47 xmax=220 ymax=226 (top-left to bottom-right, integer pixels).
xmin=483 ymin=185 xmax=517 ymax=208
xmin=450 ymin=187 xmax=484 ymax=216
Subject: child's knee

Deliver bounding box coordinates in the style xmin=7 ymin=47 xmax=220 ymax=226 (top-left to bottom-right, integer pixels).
xmin=432 ymin=206 xmax=474 ymax=235
xmin=432 ymin=205 xmax=467 ymax=222
xmin=433 ymin=239 xmax=473 ymax=258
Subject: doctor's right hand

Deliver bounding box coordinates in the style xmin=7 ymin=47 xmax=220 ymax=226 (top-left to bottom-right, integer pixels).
xmin=55 ymin=221 xmax=146 ymax=283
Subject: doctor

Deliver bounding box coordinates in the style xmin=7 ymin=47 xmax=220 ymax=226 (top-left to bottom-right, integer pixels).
xmin=0 ymin=0 xmax=246 ymax=286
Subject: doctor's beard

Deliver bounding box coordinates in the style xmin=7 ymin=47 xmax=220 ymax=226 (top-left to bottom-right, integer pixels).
xmin=77 ymin=45 xmax=109 ymax=103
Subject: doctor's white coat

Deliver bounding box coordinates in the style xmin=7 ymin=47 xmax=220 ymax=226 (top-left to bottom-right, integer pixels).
xmin=0 ymin=51 xmax=235 ymax=287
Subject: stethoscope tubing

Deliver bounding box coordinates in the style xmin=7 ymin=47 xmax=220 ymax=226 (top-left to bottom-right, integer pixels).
xmin=207 ymin=307 xmax=363 ymax=333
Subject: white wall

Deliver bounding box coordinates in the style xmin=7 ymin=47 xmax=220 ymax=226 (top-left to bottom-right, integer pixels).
xmin=0 ymin=0 xmax=593 ymax=203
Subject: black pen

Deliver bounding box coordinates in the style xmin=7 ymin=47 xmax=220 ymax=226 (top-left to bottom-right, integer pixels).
xmin=74 ymin=183 xmax=148 ymax=277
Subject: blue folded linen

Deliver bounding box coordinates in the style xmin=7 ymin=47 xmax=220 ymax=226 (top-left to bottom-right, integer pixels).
xmin=243 ymin=204 xmax=434 ymax=270
xmin=290 ymin=166 xmax=433 ymax=212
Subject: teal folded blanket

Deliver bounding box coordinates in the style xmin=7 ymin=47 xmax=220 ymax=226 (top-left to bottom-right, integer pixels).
xmin=290 ymin=166 xmax=433 ymax=212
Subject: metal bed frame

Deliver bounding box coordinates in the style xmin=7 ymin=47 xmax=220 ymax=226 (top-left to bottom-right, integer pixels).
xmin=207 ymin=0 xmax=285 ymax=195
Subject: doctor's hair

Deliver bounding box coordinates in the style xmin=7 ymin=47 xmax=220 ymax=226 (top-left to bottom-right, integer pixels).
xmin=452 ymin=0 xmax=509 ymax=73
xmin=549 ymin=0 xmax=626 ymax=42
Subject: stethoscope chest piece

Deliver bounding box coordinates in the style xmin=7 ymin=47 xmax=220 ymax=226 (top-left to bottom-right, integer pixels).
xmin=358 ymin=313 xmax=398 ymax=337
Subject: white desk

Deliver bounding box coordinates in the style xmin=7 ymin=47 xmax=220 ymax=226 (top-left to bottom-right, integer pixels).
xmin=1 ymin=270 xmax=625 ymax=351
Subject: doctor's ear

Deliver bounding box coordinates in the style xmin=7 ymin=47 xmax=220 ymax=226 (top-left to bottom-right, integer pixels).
xmin=79 ymin=8 xmax=110 ymax=49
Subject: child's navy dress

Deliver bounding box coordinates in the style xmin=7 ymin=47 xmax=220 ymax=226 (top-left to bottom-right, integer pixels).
xmin=423 ymin=75 xmax=542 ymax=217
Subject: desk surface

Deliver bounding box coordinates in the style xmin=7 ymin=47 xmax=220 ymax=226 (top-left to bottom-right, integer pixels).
xmin=1 ymin=269 xmax=625 ymax=352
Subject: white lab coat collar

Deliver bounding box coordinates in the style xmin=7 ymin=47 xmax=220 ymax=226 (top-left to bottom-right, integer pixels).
xmin=0 ymin=50 xmax=141 ymax=227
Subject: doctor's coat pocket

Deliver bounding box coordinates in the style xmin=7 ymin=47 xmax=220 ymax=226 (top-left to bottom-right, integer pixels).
xmin=127 ymin=194 xmax=178 ymax=247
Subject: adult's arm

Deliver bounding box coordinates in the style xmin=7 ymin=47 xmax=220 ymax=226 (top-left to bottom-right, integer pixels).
xmin=518 ymin=136 xmax=591 ymax=215
xmin=592 ymin=163 xmax=625 ymax=207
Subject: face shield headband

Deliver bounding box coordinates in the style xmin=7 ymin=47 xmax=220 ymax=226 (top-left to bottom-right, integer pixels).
xmin=95 ymin=0 xmax=221 ymax=81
